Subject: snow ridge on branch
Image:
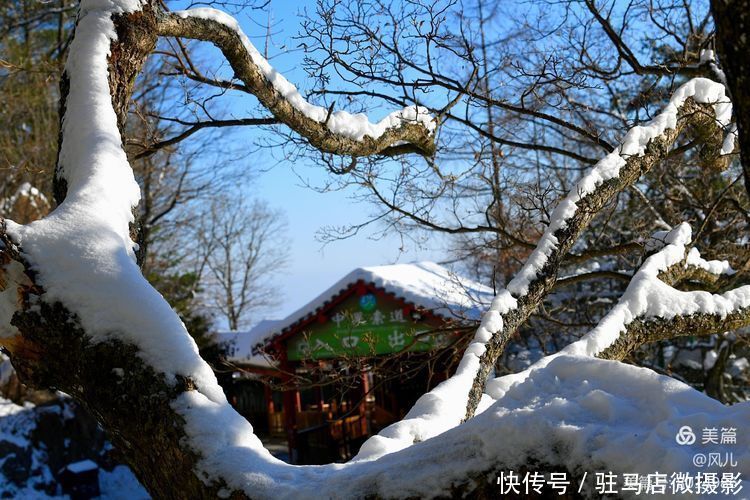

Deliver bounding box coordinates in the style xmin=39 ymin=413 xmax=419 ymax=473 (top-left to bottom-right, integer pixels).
xmin=3 ymin=0 xmax=226 ymax=403
xmin=352 ymin=78 xmax=737 ymax=461
xmin=157 ymin=8 xmax=437 ymax=157
xmin=587 ymin=224 xmax=750 ymax=361
xmin=459 ymin=78 xmax=737 ymax=410
xmin=484 ymin=222 xmax=750 ymax=395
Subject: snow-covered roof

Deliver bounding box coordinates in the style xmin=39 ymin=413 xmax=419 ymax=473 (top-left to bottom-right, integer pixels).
xmin=64 ymin=459 xmax=99 ymax=474
xmin=215 ymin=320 xmax=284 ymax=368
xmin=217 ymin=262 xmax=493 ymax=366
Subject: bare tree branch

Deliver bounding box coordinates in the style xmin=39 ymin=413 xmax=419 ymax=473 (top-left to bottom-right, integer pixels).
xmin=128 ymin=116 xmax=278 ymax=160
xmin=464 ymin=91 xmax=733 ymax=419
xmin=156 ymin=11 xmax=437 ymax=157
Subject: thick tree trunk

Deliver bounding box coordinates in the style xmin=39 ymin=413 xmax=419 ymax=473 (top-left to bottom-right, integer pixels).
xmin=0 ymin=2 xmax=439 ymax=497
xmin=1 ymin=4 xmax=229 ymax=497
xmin=6 ymin=284 xmax=219 ymax=498
xmin=712 ymin=0 xmax=750 ymax=196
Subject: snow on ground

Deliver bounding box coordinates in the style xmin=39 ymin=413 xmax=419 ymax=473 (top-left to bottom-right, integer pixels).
xmin=98 ymin=466 xmax=149 ymax=499
xmin=351 ymin=78 xmax=739 ymax=462
xmin=0 ymin=396 xmax=149 ymax=499
xmin=170 ymin=227 xmax=750 ymax=496
xmin=0 ymin=395 xmax=31 ymax=421
xmin=0 ymin=464 xmax=148 ymax=500
xmin=174 ymin=355 xmax=750 ymax=498
xmin=354 ymin=224 xmax=749 ymax=463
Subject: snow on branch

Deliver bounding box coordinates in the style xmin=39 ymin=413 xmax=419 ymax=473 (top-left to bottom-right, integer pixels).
xmin=575 ymin=224 xmax=750 ymax=361
xmin=1 ymin=0 xmax=226 ymax=405
xmin=156 ymin=8 xmax=437 ymax=157
xmin=348 ymin=79 xmax=737 ymax=461
xmin=457 ymin=79 xmax=737 ymax=417
xmin=481 ymin=224 xmax=748 ymax=395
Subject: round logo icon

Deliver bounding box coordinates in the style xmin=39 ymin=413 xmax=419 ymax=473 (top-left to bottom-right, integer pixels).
xmin=359 ymin=293 xmax=377 ymax=312
xmin=675 ymin=425 xmax=696 ymax=445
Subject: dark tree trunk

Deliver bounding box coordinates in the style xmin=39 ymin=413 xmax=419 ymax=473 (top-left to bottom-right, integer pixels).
xmin=712 ymin=0 xmax=750 ymax=196
xmin=2 ymin=4 xmax=232 ymax=498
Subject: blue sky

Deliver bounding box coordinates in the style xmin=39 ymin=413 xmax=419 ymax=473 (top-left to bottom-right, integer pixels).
xmin=186 ymin=0 xmax=447 ymax=321
xmin=252 ymin=156 xmax=444 ymax=320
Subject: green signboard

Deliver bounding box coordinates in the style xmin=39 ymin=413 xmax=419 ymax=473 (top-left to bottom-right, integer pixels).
xmin=286 ymin=292 xmax=448 ymax=361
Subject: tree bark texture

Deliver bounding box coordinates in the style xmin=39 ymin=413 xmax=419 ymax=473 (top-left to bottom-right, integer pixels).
xmin=712 ymin=0 xmax=750 ymax=196
xmin=464 ymin=98 xmax=730 ymax=420
xmin=156 ymin=13 xmax=436 ymax=158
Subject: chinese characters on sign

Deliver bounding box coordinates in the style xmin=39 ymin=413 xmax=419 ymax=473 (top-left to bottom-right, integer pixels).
xmin=287 ymin=293 xmax=450 ymax=360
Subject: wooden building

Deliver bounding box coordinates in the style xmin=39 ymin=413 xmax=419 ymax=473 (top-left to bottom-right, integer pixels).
xmin=217 ymin=262 xmax=491 ymax=464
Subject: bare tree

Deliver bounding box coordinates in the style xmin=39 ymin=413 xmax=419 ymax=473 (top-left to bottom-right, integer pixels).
xmin=199 ymin=196 xmax=289 ymax=330
xmin=293 ymin=0 xmax=750 ymax=398
xmin=0 ymin=0 xmax=747 ymax=498
xmin=0 ymin=0 xmax=74 ymax=213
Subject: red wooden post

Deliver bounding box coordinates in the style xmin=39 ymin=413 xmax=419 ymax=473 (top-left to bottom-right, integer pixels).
xmin=315 ymin=382 xmax=324 ymax=413
xmin=263 ymin=383 xmax=273 ymax=434
xmin=278 ymin=345 xmax=298 ymax=463
xmin=359 ymin=371 xmax=369 ymax=437
xmin=265 ymin=383 xmax=274 ymax=414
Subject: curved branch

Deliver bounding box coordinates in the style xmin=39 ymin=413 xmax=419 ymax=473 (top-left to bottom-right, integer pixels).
xmin=445 ymin=110 xmax=599 ymax=165
xmin=555 ymin=269 xmax=632 ymax=287
xmin=1 ymin=1 xmax=745 ymax=497
xmin=584 ymin=0 xmax=712 ymax=78
xmin=461 ymin=80 xmax=734 ymax=419
xmin=563 ymin=241 xmax=643 ymax=265
xmin=364 ymin=178 xmax=537 ymax=249
xmin=156 ymin=9 xmax=437 ymax=157
xmin=568 ymin=224 xmax=750 ymax=361
xmin=598 ymin=308 xmax=750 ymax=361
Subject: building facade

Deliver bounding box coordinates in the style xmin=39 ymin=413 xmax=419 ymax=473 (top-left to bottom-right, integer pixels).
xmin=217 ymin=262 xmax=492 ymax=464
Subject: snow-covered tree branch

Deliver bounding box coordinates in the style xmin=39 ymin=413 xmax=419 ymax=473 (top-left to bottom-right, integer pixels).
xmin=156 ymin=9 xmax=437 ymax=158
xmin=462 ymin=81 xmax=737 ymax=419
xmin=583 ymin=223 xmax=750 ymax=361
